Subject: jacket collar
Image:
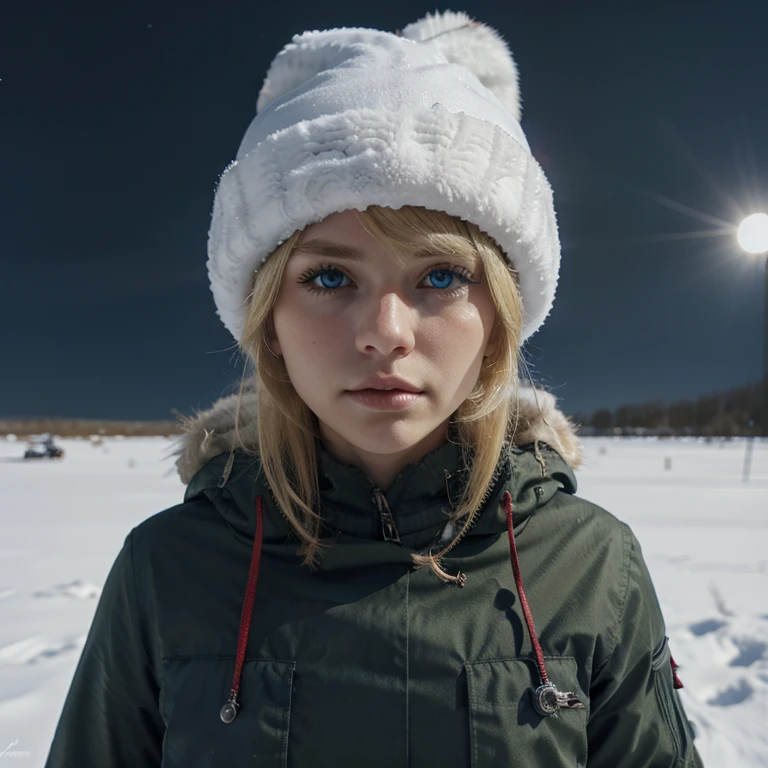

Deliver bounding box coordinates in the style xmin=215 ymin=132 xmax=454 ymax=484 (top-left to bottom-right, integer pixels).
xmin=174 ymin=383 xmax=582 ymax=553
xmin=315 ymin=431 xmax=473 ymax=549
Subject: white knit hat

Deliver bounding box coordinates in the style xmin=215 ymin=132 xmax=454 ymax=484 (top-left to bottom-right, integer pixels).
xmin=207 ymin=10 xmax=560 ymax=343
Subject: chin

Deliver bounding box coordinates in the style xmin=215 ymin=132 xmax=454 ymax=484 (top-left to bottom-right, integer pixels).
xmin=342 ymin=420 xmax=437 ymax=450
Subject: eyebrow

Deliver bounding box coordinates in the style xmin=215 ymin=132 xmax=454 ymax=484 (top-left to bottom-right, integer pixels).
xmin=291 ymin=238 xmax=478 ymax=263
xmin=292 ymin=239 xmax=368 ymax=261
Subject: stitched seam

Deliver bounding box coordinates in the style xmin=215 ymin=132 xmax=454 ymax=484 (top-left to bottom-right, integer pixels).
xmin=467 ymin=666 xmax=479 ymax=768
xmin=595 ymin=523 xmax=633 ymax=677
xmin=654 ymin=667 xmax=683 ymax=759
xmin=651 ymin=636 xmax=670 ymax=671
xmin=466 ymin=655 xmax=577 ymax=666
xmin=405 ymin=570 xmax=410 ymax=766
xmin=161 ymin=654 xmax=295 ymax=663
xmin=283 ymin=662 xmax=296 ymax=768
xmin=614 ymin=525 xmax=634 ymax=648
xmin=127 ymin=531 xmax=163 ymax=701
xmin=651 ymin=640 xmax=687 ymax=763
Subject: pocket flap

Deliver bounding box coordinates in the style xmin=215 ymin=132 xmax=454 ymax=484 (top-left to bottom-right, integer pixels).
xmin=161 ymin=656 xmax=294 ymax=768
xmin=465 ymin=657 xmax=587 ymax=767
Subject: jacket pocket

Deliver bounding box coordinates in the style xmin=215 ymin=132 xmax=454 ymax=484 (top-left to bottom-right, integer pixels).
xmin=465 ymin=657 xmax=588 ymax=768
xmin=651 ymin=637 xmax=693 ymax=766
xmin=160 ymin=656 xmax=295 ymax=768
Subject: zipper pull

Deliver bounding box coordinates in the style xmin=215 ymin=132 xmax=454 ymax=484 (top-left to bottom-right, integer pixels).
xmin=372 ymin=488 xmax=402 ymax=544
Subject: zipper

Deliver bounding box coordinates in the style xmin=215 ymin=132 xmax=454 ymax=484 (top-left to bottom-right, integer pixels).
xmin=371 ymin=487 xmax=402 ymax=544
xmin=265 ymin=474 xmax=294 ymax=530
xmin=436 ymin=449 xmax=511 ymax=559
xmin=262 ymin=442 xmax=510 ymax=553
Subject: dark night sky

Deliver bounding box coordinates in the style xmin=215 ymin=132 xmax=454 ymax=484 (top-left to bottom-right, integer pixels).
xmin=2 ymin=1 xmax=766 ymax=420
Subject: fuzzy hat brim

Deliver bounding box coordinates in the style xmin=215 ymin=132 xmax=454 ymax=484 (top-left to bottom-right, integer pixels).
xmin=207 ymin=11 xmax=560 ymax=344
xmin=209 ymin=104 xmax=558 ymax=342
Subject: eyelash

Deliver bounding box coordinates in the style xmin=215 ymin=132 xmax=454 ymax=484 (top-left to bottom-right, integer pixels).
xmin=297 ymin=262 xmax=480 ymax=297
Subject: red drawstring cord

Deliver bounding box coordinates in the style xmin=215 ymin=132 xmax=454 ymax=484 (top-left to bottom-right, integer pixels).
xmin=220 ymin=496 xmax=264 ymax=723
xmin=503 ymin=489 xmax=550 ymax=687
xmin=221 ymin=490 xmax=561 ymax=721
xmin=504 ymin=491 xmax=586 ymax=716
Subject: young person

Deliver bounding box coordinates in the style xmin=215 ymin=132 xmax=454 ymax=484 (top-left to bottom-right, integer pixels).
xmin=45 ymin=11 xmax=703 ymax=767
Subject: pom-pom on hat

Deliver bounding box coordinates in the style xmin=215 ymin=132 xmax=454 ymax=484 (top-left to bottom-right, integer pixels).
xmin=207 ymin=10 xmax=560 ymax=343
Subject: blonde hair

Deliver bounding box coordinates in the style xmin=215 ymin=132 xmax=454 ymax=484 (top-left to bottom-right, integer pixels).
xmin=234 ymin=205 xmax=526 ymax=583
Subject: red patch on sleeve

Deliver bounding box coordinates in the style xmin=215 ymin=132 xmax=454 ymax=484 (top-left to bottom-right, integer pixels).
xmin=670 ymin=655 xmax=684 ymax=689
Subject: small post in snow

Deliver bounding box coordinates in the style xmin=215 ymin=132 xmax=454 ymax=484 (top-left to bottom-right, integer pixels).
xmin=742 ymin=436 xmax=754 ymax=483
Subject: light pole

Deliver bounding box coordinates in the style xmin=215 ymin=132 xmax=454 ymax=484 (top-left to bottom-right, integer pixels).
xmin=737 ymin=213 xmax=768 ymax=437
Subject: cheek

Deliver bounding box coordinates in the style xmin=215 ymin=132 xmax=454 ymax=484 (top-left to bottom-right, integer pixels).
xmin=429 ymin=305 xmax=488 ymax=346
xmin=276 ymin=305 xmax=347 ymax=359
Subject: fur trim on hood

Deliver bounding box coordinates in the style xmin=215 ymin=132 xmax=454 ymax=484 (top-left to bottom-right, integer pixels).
xmin=172 ymin=384 xmax=582 ymax=486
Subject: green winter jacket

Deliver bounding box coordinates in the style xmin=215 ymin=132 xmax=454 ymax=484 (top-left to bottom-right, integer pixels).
xmin=44 ymin=392 xmax=703 ymax=767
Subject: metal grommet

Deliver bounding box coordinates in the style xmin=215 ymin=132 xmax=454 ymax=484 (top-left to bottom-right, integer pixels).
xmin=532 ymin=683 xmax=559 ymax=717
xmin=534 ymin=486 xmax=545 ymax=499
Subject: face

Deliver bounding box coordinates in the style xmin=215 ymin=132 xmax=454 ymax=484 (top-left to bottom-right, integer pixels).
xmin=269 ymin=209 xmax=498 ymax=490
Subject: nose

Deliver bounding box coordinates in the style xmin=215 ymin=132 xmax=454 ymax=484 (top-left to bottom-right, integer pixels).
xmin=355 ymin=292 xmax=416 ymax=356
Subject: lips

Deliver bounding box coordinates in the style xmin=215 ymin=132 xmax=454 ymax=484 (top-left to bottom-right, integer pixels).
xmin=350 ymin=376 xmax=422 ymax=393
xmin=345 ymin=388 xmax=425 ymax=410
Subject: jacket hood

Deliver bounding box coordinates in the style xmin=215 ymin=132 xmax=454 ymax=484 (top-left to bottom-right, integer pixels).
xmin=170 ymin=384 xmax=582 ymax=555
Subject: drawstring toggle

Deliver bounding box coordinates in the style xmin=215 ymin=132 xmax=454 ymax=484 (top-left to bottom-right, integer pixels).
xmin=532 ymin=683 xmax=585 ymax=717
xmin=220 ymin=691 xmax=239 ymax=723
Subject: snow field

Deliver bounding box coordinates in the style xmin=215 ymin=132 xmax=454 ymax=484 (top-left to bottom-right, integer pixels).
xmin=0 ymin=435 xmax=765 ymax=765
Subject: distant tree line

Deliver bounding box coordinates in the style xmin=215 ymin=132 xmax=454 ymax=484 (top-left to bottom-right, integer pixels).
xmin=1 ymin=381 xmax=762 ymax=439
xmin=570 ymin=380 xmax=762 ymax=437
xmin=0 ymin=417 xmax=182 ymax=438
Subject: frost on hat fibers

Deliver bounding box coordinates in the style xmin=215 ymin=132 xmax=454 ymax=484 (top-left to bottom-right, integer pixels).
xmin=207 ymin=10 xmax=561 ymax=343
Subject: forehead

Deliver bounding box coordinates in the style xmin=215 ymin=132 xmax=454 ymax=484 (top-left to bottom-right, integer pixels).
xmin=293 ymin=209 xmax=479 ymax=267
xmin=298 ymin=209 xmax=374 ymax=250
xmin=304 ymin=209 xmax=363 ymax=233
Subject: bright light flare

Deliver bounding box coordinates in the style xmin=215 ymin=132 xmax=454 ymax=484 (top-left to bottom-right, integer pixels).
xmin=737 ymin=213 xmax=768 ymax=254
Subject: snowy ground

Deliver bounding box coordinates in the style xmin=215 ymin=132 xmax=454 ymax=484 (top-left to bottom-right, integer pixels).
xmin=0 ymin=434 xmax=766 ymax=766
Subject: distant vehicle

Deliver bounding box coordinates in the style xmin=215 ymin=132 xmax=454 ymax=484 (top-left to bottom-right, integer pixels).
xmin=23 ymin=433 xmax=64 ymax=460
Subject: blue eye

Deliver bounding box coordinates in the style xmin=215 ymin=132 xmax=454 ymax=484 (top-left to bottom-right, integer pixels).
xmin=297 ymin=264 xmax=478 ymax=296
xmin=428 ymin=269 xmax=457 ymax=290
xmin=314 ymin=269 xmax=347 ymax=291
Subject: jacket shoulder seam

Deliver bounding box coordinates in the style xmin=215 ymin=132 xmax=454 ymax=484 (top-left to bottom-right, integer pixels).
xmin=594 ymin=521 xmax=634 ymax=676
xmin=127 ymin=529 xmax=161 ymax=686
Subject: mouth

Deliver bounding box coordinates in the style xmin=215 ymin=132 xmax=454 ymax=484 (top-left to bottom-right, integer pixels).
xmin=344 ymin=388 xmax=425 ymax=409
xmin=347 ymin=388 xmax=425 ymax=394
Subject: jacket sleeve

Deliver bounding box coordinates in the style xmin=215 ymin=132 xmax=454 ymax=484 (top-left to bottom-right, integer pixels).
xmin=44 ymin=529 xmax=165 ymax=767
xmin=587 ymin=526 xmax=704 ymax=767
